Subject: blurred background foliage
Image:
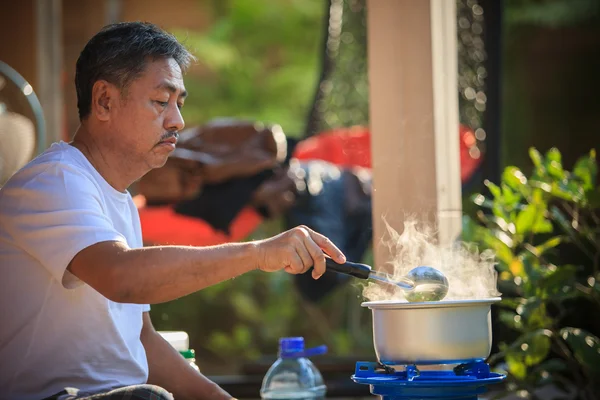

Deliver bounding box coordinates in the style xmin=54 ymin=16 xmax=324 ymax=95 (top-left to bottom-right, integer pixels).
xmin=150 ymin=0 xmax=600 ymax=377
xmin=173 ymin=0 xmax=327 ymax=136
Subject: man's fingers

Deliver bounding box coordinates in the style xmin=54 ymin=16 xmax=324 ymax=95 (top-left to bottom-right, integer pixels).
xmin=301 ymin=235 xmax=326 ymax=279
xmin=285 ymin=252 xmax=306 ymax=275
xmin=304 ymin=227 xmax=346 ymax=264
xmin=293 ymin=237 xmax=314 ymax=274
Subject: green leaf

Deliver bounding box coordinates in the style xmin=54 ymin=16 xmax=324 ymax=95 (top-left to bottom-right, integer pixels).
xmin=499 ymin=297 xmax=524 ymax=309
xmin=481 ymin=233 xmax=514 ymax=265
xmin=515 ymin=204 xmax=537 ymax=235
xmin=533 ymin=218 xmax=553 ymax=234
xmin=545 ymin=147 xmax=562 ymax=164
xmin=519 ymin=253 xmax=544 ymax=290
xmin=470 ymin=193 xmax=494 ymax=209
xmin=539 ymin=265 xmax=577 ymax=294
xmin=503 ymin=167 xmax=529 ymax=193
xmin=518 ymin=300 xmax=553 ymax=329
xmin=503 ymin=330 xmax=553 ymax=381
xmin=526 ymin=237 xmax=563 ymax=258
xmin=499 ymin=310 xmax=524 ymax=331
xmin=505 ymin=330 xmax=554 ymax=376
xmin=557 ymin=180 xmax=585 ymax=203
xmin=524 ymin=330 xmax=553 ymax=366
xmin=485 ymin=180 xmax=502 ymax=199
xmin=529 ymin=148 xmax=544 ymax=170
xmin=492 ymin=203 xmax=510 ymax=222
xmin=529 ymin=200 xmax=553 ymax=235
xmin=545 ymin=148 xmax=565 ymax=180
xmin=461 ymin=215 xmax=480 ymax=243
xmin=502 ymin=183 xmax=522 ymax=209
xmin=560 ymin=328 xmax=600 ymax=377
xmin=506 ymin=352 xmax=527 ymax=380
xmin=573 ymin=149 xmax=597 ymax=191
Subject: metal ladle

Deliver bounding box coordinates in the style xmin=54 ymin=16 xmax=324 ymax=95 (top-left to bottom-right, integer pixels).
xmin=325 ymin=258 xmax=449 ymax=302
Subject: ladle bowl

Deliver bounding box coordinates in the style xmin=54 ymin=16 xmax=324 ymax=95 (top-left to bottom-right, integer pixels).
xmin=403 ymin=266 xmax=449 ymax=302
xmin=325 ymin=258 xmax=450 ymax=302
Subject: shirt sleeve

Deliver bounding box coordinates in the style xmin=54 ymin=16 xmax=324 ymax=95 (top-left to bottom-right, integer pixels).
xmin=1 ymin=162 xmax=129 ymax=288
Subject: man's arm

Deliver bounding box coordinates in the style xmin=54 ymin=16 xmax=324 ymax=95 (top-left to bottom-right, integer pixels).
xmin=68 ymin=226 xmax=346 ymax=304
xmin=141 ymin=313 xmax=234 ymax=400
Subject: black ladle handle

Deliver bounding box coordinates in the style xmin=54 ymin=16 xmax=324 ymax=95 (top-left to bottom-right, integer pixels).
xmin=325 ymin=257 xmax=372 ymax=280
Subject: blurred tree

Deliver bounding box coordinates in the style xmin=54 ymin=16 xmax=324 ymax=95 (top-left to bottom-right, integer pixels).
xmin=172 ymin=0 xmax=327 ymax=136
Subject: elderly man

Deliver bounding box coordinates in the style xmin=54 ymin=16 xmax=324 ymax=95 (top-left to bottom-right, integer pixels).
xmin=0 ymin=22 xmax=346 ymax=400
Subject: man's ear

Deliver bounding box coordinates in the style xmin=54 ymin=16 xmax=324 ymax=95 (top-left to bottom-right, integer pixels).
xmin=90 ymin=80 xmax=118 ymax=121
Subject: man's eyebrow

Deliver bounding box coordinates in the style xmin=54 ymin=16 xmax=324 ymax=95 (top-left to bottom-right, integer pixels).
xmin=155 ymin=82 xmax=187 ymax=98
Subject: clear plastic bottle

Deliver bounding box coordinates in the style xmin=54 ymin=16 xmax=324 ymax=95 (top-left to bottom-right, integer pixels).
xmin=260 ymin=337 xmax=327 ymax=400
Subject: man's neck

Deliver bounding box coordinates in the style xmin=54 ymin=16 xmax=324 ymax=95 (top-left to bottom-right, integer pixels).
xmin=70 ymin=126 xmax=137 ymax=193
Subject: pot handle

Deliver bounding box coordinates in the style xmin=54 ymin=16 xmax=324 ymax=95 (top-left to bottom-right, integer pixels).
xmin=325 ymin=257 xmax=371 ymax=280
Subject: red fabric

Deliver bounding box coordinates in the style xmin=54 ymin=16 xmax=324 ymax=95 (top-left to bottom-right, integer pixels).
xmin=138 ymin=125 xmax=483 ymax=246
xmin=292 ymin=126 xmax=371 ymax=168
xmin=292 ymin=125 xmax=483 ymax=182
xmin=139 ymin=204 xmax=263 ymax=246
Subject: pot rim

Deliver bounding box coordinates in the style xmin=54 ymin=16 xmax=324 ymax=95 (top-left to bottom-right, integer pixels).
xmin=361 ymin=297 xmax=502 ymax=309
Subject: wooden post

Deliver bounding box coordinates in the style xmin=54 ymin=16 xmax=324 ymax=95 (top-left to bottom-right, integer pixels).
xmin=36 ymin=0 xmax=64 ymax=146
xmin=367 ymin=0 xmax=461 ymax=267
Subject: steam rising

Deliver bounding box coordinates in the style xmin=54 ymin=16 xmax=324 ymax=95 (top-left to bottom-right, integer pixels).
xmin=363 ymin=219 xmax=501 ymax=302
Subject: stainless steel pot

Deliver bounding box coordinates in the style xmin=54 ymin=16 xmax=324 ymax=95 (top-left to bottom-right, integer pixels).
xmin=362 ymin=297 xmax=501 ymax=366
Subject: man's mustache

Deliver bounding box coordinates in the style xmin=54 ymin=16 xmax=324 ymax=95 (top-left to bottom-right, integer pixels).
xmin=159 ymin=131 xmax=179 ymax=142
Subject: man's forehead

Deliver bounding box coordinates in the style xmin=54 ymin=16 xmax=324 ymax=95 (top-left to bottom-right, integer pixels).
xmin=153 ymin=81 xmax=187 ymax=98
xmin=143 ymin=58 xmax=186 ymax=94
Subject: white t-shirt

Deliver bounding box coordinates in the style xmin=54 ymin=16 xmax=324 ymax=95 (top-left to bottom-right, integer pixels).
xmin=0 ymin=142 xmax=150 ymax=400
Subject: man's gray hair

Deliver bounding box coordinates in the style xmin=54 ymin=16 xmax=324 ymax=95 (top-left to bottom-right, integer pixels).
xmin=75 ymin=21 xmax=195 ymax=120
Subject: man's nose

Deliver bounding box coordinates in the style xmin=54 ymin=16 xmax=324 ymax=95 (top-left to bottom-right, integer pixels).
xmin=165 ymin=105 xmax=185 ymax=132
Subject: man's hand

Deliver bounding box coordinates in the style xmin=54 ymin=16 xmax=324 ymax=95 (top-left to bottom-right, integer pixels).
xmin=255 ymin=225 xmax=346 ymax=279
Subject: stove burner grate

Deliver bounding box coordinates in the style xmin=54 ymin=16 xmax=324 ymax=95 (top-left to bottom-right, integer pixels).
xmin=352 ymin=361 xmax=505 ymax=400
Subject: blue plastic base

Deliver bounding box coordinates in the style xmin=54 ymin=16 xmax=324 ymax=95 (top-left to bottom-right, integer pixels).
xmin=351 ymin=361 xmax=505 ymax=400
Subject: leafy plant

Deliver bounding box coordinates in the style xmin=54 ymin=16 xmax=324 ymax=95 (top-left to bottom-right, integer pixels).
xmin=463 ymin=147 xmax=600 ymax=399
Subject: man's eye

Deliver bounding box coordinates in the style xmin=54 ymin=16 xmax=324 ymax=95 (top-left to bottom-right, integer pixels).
xmin=155 ymin=101 xmax=168 ymax=107
xmin=177 ymin=103 xmax=184 ymax=110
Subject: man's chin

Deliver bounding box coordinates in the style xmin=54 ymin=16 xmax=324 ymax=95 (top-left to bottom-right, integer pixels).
xmin=154 ymin=157 xmax=170 ymax=169
xmin=145 ymin=154 xmax=170 ymax=171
